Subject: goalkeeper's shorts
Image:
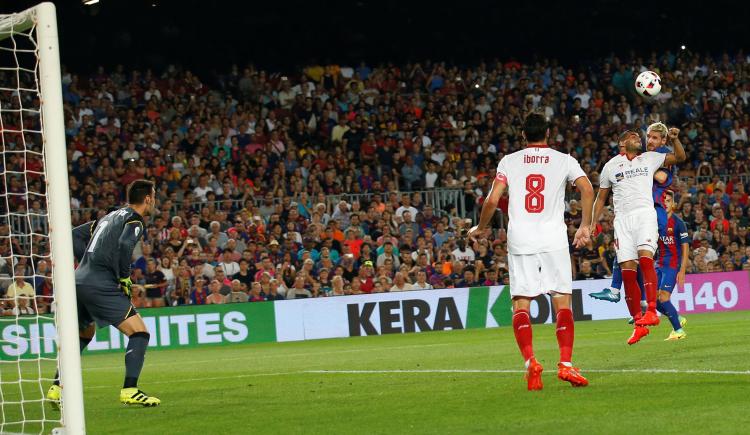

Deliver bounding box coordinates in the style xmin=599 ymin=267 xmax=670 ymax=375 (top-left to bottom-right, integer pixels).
xmin=77 ymin=284 xmax=138 ymax=329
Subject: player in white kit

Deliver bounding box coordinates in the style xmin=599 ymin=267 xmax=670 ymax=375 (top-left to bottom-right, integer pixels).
xmin=468 ymin=113 xmax=594 ymax=391
xmin=590 ymin=128 xmax=685 ymax=344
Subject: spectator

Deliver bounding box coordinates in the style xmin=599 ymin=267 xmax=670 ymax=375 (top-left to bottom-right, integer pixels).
xmin=265 ymin=280 xmax=285 ymax=301
xmin=4 ymin=268 xmax=35 ymax=313
xmin=330 ymin=275 xmax=346 ymax=296
xmin=143 ymin=258 xmax=167 ymax=308
xmin=206 ymin=280 xmax=225 ymax=304
xmin=227 ymin=280 xmax=249 ymax=303
xmin=412 ymin=270 xmax=433 ymax=290
xmin=390 ymin=272 xmax=413 ymax=292
xmin=376 ymin=241 xmax=400 ymax=269
xmin=286 ymin=276 xmax=312 ymax=299
xmin=354 ymin=261 xmax=375 ymax=293
xmin=576 ymin=261 xmax=604 ymax=280
xmin=451 ymin=239 xmax=475 ymax=262
xmin=218 ymin=249 xmax=240 ymax=277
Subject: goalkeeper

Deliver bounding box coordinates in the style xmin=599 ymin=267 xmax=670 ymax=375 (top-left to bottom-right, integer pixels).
xmin=48 ymin=180 xmax=160 ymax=407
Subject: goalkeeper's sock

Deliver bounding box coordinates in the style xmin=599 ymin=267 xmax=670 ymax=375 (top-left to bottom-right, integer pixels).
xmin=123 ymin=332 xmax=150 ymax=389
xmin=555 ymin=308 xmax=574 ymax=364
xmin=512 ymin=309 xmax=534 ymax=363
xmin=657 ymin=299 xmax=682 ymax=331
xmin=53 ymin=335 xmax=92 ymax=386
xmin=621 ymin=268 xmax=642 ymax=318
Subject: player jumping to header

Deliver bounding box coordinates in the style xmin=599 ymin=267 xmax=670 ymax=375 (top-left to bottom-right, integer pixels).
xmin=47 ymin=180 xmax=160 ymax=407
xmin=591 ymin=128 xmax=685 ymax=345
xmin=468 ymin=113 xmax=595 ymax=391
xmin=591 ymin=123 xmax=677 ymax=321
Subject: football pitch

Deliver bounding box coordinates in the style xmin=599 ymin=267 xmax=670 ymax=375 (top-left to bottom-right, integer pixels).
xmin=3 ymin=311 xmax=750 ymax=434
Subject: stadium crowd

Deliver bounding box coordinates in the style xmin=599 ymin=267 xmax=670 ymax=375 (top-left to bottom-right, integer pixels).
xmin=2 ymin=49 xmax=750 ymax=313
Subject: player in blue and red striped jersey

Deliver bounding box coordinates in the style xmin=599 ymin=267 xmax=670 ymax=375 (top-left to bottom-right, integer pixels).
xmin=655 ymin=190 xmax=689 ymax=340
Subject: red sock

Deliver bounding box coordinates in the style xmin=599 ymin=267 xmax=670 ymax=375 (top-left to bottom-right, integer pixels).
xmin=621 ymin=268 xmax=642 ymax=317
xmin=639 ymin=256 xmax=658 ymax=312
xmin=512 ymin=309 xmax=534 ymax=362
xmin=556 ymin=308 xmax=574 ymax=363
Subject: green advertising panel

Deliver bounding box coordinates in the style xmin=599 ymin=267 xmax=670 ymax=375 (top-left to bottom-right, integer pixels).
xmin=0 ymin=301 xmax=276 ymax=360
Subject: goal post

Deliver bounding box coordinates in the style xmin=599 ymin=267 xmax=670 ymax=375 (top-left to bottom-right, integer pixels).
xmin=0 ymin=2 xmax=85 ymax=434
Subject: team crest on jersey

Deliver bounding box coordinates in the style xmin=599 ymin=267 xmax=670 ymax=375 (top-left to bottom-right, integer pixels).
xmin=615 ymin=172 xmax=624 ymax=182
xmin=668 ymin=227 xmax=673 ymax=234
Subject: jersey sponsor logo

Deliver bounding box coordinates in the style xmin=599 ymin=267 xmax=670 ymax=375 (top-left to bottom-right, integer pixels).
xmin=615 ymin=172 xmax=624 ymax=182
xmin=660 ymin=235 xmax=675 ymax=245
xmin=623 ymin=167 xmax=649 ymax=176
xmin=523 ymin=155 xmax=550 ymax=164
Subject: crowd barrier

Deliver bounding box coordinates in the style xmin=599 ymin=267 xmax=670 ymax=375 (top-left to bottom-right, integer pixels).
xmin=2 ymin=271 xmax=748 ymax=359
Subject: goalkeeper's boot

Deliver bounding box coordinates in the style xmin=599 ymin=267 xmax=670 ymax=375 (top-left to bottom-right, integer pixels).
xmin=635 ymin=310 xmax=660 ymax=327
xmin=525 ymin=358 xmax=544 ymax=391
xmin=120 ymin=388 xmax=161 ymax=407
xmin=589 ymin=287 xmax=621 ymax=302
xmin=46 ymin=384 xmax=62 ymax=410
xmin=557 ymin=363 xmax=589 ymax=387
xmin=665 ymin=329 xmax=687 ymax=341
xmin=627 ymin=326 xmax=650 ymax=345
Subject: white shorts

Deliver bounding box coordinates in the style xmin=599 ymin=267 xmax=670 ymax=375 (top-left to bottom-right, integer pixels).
xmin=507 ymin=248 xmax=572 ymax=298
xmin=613 ymin=208 xmax=658 ymax=263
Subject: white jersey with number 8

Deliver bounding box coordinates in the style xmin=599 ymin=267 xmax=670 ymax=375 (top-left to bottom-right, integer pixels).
xmin=496 ymin=145 xmax=586 ymax=255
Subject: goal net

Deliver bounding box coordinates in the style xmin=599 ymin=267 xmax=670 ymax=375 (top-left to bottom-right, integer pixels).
xmin=0 ymin=3 xmax=85 ymax=434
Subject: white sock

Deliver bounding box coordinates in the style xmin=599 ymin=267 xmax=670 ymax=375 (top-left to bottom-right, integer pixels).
xmin=524 ymin=358 xmax=531 ymax=369
xmin=609 ymin=287 xmax=620 ymax=294
xmin=560 ymin=361 xmax=573 ymax=367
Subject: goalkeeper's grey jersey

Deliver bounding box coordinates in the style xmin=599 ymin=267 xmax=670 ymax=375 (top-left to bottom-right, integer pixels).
xmin=75 ymin=207 xmax=144 ymax=288
xmin=72 ymin=220 xmax=95 ymax=262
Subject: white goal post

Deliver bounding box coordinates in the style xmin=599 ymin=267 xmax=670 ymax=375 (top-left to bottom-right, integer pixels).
xmin=0 ymin=2 xmax=85 ymax=434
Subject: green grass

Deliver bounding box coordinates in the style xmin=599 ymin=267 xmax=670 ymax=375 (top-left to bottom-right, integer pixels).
xmin=2 ymin=311 xmax=750 ymax=434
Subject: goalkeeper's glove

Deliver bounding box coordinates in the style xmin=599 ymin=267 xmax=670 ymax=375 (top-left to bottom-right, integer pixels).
xmin=119 ymin=277 xmax=133 ymax=298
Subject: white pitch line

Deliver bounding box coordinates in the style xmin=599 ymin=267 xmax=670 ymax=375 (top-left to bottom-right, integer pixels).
xmin=82 ymin=367 xmax=750 ymax=390
xmin=306 ymin=369 xmax=750 ymax=375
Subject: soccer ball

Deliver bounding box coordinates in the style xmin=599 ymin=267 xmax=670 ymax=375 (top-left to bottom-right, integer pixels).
xmin=635 ymin=71 xmax=661 ymax=97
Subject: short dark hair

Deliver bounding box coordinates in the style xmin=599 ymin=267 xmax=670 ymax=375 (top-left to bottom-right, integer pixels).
xmin=618 ymin=129 xmax=640 ymax=143
xmin=522 ymin=113 xmax=548 ymax=142
xmin=126 ymin=179 xmax=155 ymax=204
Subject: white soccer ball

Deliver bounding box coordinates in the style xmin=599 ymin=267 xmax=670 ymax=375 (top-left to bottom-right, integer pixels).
xmin=635 ymin=71 xmax=661 ymax=97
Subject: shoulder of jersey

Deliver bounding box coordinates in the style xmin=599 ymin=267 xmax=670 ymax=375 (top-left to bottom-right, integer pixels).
xmin=603 ymin=154 xmax=620 ymax=167
xmin=124 ymin=209 xmax=144 ymax=225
